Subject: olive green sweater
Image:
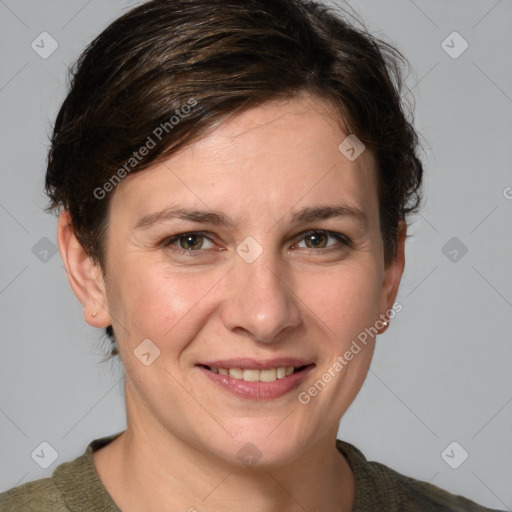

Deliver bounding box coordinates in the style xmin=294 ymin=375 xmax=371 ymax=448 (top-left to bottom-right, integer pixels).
xmin=0 ymin=431 xmax=504 ymax=511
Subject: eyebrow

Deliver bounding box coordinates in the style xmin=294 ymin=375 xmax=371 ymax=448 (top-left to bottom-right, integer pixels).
xmin=134 ymin=203 xmax=368 ymax=231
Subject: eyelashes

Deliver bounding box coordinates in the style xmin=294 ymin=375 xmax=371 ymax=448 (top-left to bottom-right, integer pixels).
xmin=295 ymin=230 xmax=352 ymax=250
xmin=163 ymin=231 xmax=216 ymax=253
xmin=162 ymin=229 xmax=352 ymax=257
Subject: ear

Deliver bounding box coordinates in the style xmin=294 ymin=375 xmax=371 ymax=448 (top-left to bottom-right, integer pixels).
xmin=57 ymin=210 xmax=111 ymax=328
xmin=377 ymin=220 xmax=406 ymax=332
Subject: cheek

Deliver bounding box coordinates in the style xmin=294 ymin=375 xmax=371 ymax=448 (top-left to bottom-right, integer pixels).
xmin=107 ymin=248 xmax=383 ymax=359
xmin=108 ymin=262 xmax=216 ymax=351
xmin=306 ymin=262 xmax=383 ymax=339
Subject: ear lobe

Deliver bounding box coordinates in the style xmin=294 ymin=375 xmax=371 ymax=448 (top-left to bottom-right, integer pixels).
xmin=57 ymin=211 xmax=111 ymax=328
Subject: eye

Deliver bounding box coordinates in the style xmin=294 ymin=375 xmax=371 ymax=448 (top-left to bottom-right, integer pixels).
xmin=163 ymin=231 xmax=216 ymax=253
xmin=162 ymin=229 xmax=351 ymax=257
xmin=295 ymin=230 xmax=351 ymax=250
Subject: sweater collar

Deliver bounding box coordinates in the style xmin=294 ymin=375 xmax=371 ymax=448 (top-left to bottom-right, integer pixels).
xmin=52 ymin=432 xmax=376 ymax=511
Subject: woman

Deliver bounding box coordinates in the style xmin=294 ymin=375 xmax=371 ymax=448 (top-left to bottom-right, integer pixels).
xmin=0 ymin=0 xmax=505 ymax=510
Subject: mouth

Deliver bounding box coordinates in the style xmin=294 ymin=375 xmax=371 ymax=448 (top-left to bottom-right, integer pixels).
xmin=195 ymin=360 xmax=315 ymax=400
xmin=198 ymin=364 xmax=312 ymax=383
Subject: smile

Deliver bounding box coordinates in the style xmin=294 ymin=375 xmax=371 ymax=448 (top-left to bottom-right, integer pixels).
xmin=196 ymin=362 xmax=315 ymax=400
xmin=205 ymin=365 xmax=303 ymax=382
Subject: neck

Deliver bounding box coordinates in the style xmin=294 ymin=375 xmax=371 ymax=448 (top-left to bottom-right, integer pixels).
xmin=93 ymin=386 xmax=355 ymax=512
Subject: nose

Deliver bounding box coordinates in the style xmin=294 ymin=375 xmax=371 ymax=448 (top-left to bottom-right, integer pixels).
xmin=219 ymin=247 xmax=302 ymax=343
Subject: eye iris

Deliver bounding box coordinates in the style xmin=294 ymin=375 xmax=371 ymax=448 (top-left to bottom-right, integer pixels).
xmin=305 ymin=232 xmax=327 ymax=249
xmin=180 ymin=234 xmax=203 ymax=250
xmin=175 ymin=232 xmax=334 ymax=251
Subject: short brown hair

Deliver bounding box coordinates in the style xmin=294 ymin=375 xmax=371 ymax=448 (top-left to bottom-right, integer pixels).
xmin=45 ymin=0 xmax=423 ymax=357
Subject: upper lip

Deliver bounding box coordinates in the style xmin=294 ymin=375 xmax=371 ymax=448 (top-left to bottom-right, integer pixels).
xmin=197 ymin=358 xmax=314 ymax=370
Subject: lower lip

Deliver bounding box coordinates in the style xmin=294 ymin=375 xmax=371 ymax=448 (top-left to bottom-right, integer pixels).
xmin=196 ymin=365 xmax=315 ymax=400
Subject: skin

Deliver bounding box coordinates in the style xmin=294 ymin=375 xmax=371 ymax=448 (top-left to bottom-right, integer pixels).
xmin=58 ymin=93 xmax=406 ymax=512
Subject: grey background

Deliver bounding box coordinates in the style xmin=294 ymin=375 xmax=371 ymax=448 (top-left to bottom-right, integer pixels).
xmin=1 ymin=0 xmax=511 ymax=509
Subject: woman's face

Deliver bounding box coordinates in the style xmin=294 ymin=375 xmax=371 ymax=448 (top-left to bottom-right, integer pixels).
xmin=92 ymin=94 xmax=404 ymax=465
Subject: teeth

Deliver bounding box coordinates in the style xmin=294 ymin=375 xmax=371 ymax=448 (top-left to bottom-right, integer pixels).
xmin=208 ymin=366 xmax=301 ymax=382
xmin=242 ymin=369 xmax=260 ymax=382
xmin=228 ymin=368 xmax=243 ymax=379
xmin=259 ymin=368 xmax=277 ymax=382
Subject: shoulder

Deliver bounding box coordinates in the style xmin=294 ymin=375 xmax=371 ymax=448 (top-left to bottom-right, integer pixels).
xmin=336 ymin=439 xmax=504 ymax=512
xmin=1 ymin=431 xmax=124 ymax=512
xmin=0 ymin=477 xmax=69 ymax=512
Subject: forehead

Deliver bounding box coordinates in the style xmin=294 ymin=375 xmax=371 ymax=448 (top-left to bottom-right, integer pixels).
xmin=109 ymin=94 xmax=378 ymax=227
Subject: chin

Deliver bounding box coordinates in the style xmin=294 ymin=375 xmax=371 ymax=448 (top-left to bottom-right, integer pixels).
xmin=202 ymin=420 xmax=311 ymax=469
